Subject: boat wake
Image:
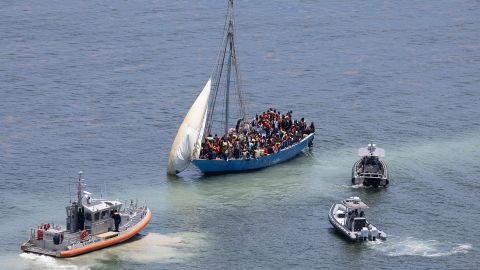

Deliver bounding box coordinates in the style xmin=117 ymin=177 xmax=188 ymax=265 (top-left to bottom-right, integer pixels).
xmin=19 ymin=253 xmax=80 ymax=270
xmin=369 ymin=237 xmax=472 ymax=257
xmin=19 ymin=232 xmax=207 ymax=269
xmin=102 ymin=232 xmax=207 ymax=263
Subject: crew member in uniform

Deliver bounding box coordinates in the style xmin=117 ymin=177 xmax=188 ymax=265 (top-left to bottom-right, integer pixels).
xmin=111 ymin=210 xmax=121 ymax=232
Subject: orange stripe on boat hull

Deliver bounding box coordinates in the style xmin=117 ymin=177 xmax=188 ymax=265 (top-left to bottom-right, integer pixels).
xmin=59 ymin=209 xmax=152 ymax=258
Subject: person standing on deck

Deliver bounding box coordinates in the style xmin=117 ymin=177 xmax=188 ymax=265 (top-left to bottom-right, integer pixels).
xmin=111 ymin=210 xmax=121 ymax=232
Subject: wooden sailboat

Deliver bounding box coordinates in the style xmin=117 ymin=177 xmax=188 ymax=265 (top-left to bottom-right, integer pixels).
xmin=167 ymin=0 xmax=314 ymax=175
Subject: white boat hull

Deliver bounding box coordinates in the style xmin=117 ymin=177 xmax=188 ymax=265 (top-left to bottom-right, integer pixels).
xmin=328 ymin=203 xmax=386 ymax=242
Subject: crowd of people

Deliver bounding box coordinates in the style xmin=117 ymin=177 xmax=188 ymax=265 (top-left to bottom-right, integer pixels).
xmin=199 ymin=108 xmax=315 ymax=160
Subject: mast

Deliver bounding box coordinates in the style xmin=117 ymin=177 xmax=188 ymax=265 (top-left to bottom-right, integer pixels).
xmin=206 ymin=0 xmax=246 ymax=135
xmin=224 ymin=0 xmax=234 ymax=135
xmin=225 ymin=33 xmax=233 ymax=135
xmin=229 ymin=0 xmax=246 ymax=121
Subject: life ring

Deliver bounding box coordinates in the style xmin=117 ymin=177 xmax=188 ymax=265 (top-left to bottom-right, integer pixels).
xmin=37 ymin=229 xmax=44 ymax=240
xmin=80 ymin=230 xmax=89 ymax=240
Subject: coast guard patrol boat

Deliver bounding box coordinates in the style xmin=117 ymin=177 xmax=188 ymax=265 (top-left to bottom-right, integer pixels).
xmin=328 ymin=197 xmax=387 ymax=242
xmin=352 ymin=144 xmax=389 ymax=187
xmin=21 ymin=171 xmax=151 ymax=257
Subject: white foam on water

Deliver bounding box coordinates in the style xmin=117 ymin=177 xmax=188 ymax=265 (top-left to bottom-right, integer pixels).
xmin=101 ymin=232 xmax=206 ymax=263
xmin=16 ymin=232 xmax=206 ymax=269
xmin=371 ymin=237 xmax=472 ymax=257
xmin=72 ymin=232 xmax=206 ymax=267
xmin=19 ymin=253 xmax=84 ymax=270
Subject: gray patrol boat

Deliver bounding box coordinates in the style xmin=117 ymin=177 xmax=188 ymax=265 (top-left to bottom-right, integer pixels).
xmin=328 ymin=197 xmax=387 ymax=242
xmin=21 ymin=171 xmax=152 ymax=257
xmin=352 ymin=144 xmax=389 ymax=187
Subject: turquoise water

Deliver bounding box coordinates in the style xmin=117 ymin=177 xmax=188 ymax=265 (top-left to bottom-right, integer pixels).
xmin=1 ymin=0 xmax=479 ymax=269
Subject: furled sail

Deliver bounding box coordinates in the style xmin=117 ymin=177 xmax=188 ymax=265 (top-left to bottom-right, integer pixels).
xmin=167 ymin=78 xmax=212 ymax=175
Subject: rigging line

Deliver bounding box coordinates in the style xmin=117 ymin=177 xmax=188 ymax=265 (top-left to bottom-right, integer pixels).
xmin=210 ymin=36 xmax=228 ymax=113
xmin=228 ymin=2 xmax=246 ymax=120
xmin=220 ymin=77 xmax=226 ymax=136
xmin=207 ymin=1 xmax=234 ymax=133
xmin=232 ymin=51 xmax=245 ymax=117
xmin=231 ymin=78 xmax=241 ymax=122
xmin=234 ymin=51 xmax=246 ymax=119
xmin=207 ymin=0 xmax=244 ymax=135
xmin=231 ymin=42 xmax=245 ymax=120
xmin=209 ymin=1 xmax=231 ymax=77
xmin=206 ymin=1 xmax=232 ymax=134
xmin=211 ymin=0 xmax=235 ymax=78
xmin=207 ymin=35 xmax=228 ymax=134
xmin=226 ymin=1 xmax=246 ymax=121
xmin=207 ymin=1 xmax=235 ymax=134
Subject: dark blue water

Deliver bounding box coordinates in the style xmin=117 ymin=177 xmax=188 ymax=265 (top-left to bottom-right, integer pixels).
xmin=1 ymin=0 xmax=479 ymax=269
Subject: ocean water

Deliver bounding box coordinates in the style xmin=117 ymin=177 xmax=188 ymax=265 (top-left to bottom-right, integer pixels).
xmin=1 ymin=0 xmax=479 ymax=269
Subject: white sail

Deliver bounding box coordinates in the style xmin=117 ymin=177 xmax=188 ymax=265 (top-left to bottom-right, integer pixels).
xmin=167 ymin=78 xmax=211 ymax=175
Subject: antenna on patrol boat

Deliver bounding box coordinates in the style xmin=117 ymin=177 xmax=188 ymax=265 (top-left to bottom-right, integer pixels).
xmin=77 ymin=171 xmax=85 ymax=203
xmin=101 ymin=180 xmax=106 ymax=198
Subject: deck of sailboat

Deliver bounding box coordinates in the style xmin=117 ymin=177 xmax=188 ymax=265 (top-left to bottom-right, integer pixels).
xmin=192 ymin=133 xmax=314 ymax=174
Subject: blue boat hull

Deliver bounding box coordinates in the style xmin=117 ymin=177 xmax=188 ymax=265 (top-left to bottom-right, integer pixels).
xmin=191 ymin=133 xmax=314 ymax=174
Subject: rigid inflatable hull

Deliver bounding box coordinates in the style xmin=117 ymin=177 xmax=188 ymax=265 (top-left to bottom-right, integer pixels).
xmin=328 ymin=205 xmax=358 ymax=242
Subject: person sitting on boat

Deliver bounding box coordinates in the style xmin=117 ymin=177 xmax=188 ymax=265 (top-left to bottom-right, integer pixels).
xmin=199 ymin=107 xmax=314 ymax=160
xmin=241 ymin=146 xmax=249 ymax=159
xmin=267 ymin=144 xmax=273 ymax=155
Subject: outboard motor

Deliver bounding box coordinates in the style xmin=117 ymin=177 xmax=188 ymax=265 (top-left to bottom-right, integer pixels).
xmin=360 ymin=227 xmax=369 ymax=241
xmin=369 ymin=226 xmax=379 ymax=241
